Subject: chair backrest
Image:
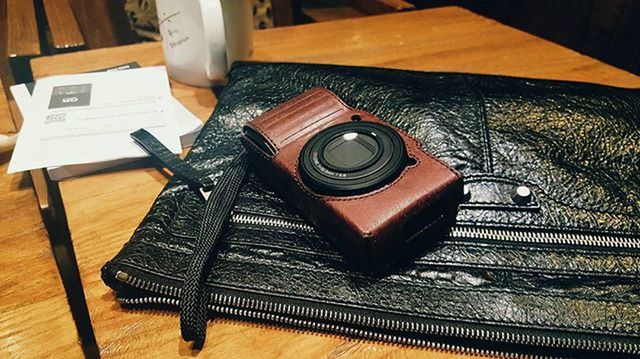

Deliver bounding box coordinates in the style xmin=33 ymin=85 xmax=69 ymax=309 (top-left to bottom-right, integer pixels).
xmin=65 ymin=0 xmax=137 ymax=49
xmin=0 ymin=79 xmax=16 ymax=135
xmin=42 ymin=0 xmax=85 ymax=53
xmin=0 ymin=0 xmax=41 ymax=85
xmin=349 ymin=0 xmax=415 ymax=14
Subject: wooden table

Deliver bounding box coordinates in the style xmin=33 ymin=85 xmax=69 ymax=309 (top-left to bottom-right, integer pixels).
xmin=21 ymin=6 xmax=640 ymax=358
xmin=0 ymin=81 xmax=83 ymax=357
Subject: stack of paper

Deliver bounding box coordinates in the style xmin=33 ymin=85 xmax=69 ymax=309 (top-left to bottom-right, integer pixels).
xmin=8 ymin=64 xmax=203 ymax=180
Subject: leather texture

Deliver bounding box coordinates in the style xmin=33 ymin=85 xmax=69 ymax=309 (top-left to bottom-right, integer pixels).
xmin=131 ymin=129 xmax=216 ymax=191
xmin=243 ymin=88 xmax=463 ymax=270
xmin=103 ymin=62 xmax=640 ymax=354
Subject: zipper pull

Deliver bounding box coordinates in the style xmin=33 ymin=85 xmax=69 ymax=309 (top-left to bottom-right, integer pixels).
xmin=115 ymin=271 xmax=130 ymax=282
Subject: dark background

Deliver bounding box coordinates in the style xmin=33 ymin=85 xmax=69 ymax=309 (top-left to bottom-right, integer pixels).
xmin=419 ymin=0 xmax=640 ymax=75
xmin=297 ymin=0 xmax=640 ymax=75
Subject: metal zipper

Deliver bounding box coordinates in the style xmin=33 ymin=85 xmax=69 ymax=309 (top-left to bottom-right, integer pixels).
xmin=231 ymin=212 xmax=315 ymax=233
xmin=114 ymin=271 xmax=639 ymax=356
xmin=449 ymin=227 xmax=640 ymax=249
xmin=229 ymin=212 xmax=640 ymax=249
xmin=118 ymin=296 xmax=528 ymax=358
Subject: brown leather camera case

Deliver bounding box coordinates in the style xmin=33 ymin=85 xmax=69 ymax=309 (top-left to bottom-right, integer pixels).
xmin=242 ymin=88 xmax=463 ymax=271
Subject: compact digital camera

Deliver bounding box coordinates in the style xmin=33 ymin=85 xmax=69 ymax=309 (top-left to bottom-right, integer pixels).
xmin=242 ymin=88 xmax=463 ymax=271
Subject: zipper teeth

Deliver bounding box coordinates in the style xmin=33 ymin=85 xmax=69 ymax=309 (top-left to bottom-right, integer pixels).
xmin=118 ymin=296 xmax=536 ymax=359
xmin=124 ymin=272 xmax=181 ymax=297
xmin=450 ymin=227 xmax=640 ymax=249
xmin=230 ymin=213 xmax=639 ymax=249
xmin=231 ymin=212 xmax=315 ymax=232
xmin=115 ymin=272 xmax=639 ymax=355
xmin=115 ymin=214 xmax=640 ymax=354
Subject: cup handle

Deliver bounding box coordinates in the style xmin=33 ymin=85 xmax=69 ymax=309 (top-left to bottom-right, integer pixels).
xmin=199 ymin=0 xmax=227 ymax=83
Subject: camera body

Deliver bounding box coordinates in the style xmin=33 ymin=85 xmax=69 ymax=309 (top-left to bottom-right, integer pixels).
xmin=242 ymin=88 xmax=463 ymax=271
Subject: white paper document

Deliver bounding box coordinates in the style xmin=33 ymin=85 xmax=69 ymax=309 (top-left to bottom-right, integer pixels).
xmin=44 ymin=97 xmax=202 ymax=181
xmin=8 ymin=66 xmax=181 ymax=173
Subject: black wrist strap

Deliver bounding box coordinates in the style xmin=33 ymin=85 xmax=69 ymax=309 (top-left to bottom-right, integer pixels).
xmin=131 ymin=129 xmax=216 ymax=191
xmin=131 ymin=129 xmax=248 ymax=343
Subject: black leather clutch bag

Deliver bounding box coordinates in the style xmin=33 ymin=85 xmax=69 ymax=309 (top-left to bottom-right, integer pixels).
xmin=102 ymin=62 xmax=640 ymax=357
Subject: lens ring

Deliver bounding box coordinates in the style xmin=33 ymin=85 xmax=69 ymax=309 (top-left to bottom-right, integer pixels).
xmin=299 ymin=122 xmax=407 ymax=196
xmin=318 ymin=129 xmax=383 ymax=173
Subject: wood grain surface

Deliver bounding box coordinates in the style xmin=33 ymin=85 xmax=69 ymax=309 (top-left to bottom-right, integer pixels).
xmin=43 ymin=0 xmax=85 ymax=51
xmin=4 ymin=0 xmax=41 ymax=57
xmin=349 ymin=0 xmax=415 ymax=14
xmin=0 ymin=81 xmax=16 ymax=134
xmin=0 ymin=80 xmax=83 ymax=357
xmin=24 ymin=6 xmax=640 ymax=358
xmin=66 ymin=0 xmax=137 ymax=49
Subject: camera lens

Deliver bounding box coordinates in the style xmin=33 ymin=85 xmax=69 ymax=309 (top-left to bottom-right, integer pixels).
xmin=299 ymin=122 xmax=407 ymax=196
xmin=321 ymin=131 xmax=380 ymax=172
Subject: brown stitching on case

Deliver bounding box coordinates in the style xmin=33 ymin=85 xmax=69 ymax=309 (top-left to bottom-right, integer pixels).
xmin=325 ymin=163 xmax=414 ymax=200
xmin=265 ymin=93 xmax=331 ymax=124
xmin=315 ymin=87 xmax=461 ymax=179
xmin=265 ymin=88 xmax=343 ymax=124
xmin=254 ymin=89 xmax=459 ymax=203
xmin=312 ymin=87 xmax=352 ymax=109
xmin=250 ymin=89 xmax=349 ymax=151
xmin=291 ymin=159 xmax=330 ymax=202
xmin=259 ymin=89 xmax=321 ymax=123
xmin=291 ymin=153 xmax=420 ymax=202
xmin=283 ymin=126 xmax=453 ymax=202
xmin=333 ymin=100 xmax=462 ymax=180
xmin=281 ymin=108 xmax=343 ymax=142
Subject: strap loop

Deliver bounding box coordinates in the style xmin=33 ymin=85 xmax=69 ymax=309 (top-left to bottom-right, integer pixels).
xmin=179 ymin=150 xmax=248 ymax=342
xmin=131 ymin=129 xmax=216 ymax=191
xmin=131 ymin=129 xmax=249 ymax=342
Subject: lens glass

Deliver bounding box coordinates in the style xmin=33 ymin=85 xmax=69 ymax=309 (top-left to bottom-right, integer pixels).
xmin=299 ymin=122 xmax=407 ymax=196
xmin=322 ymin=132 xmax=379 ymax=171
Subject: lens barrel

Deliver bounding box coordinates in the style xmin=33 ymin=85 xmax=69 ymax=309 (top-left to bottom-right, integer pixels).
xmin=299 ymin=122 xmax=407 ymax=196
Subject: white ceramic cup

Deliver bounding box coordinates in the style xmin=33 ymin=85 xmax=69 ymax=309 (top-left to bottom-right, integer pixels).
xmin=156 ymin=0 xmax=253 ymax=87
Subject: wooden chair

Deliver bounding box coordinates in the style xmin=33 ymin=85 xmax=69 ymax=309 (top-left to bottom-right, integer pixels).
xmin=0 ymin=1 xmax=101 ymax=357
xmin=41 ymin=0 xmax=85 ymax=53
xmin=0 ymin=0 xmax=49 ymax=222
xmin=1 ymin=0 xmax=137 ymax=85
xmin=41 ymin=0 xmax=137 ymax=53
xmin=0 ymin=0 xmax=41 ymax=85
xmin=349 ymin=0 xmax=415 ymax=14
xmin=296 ymin=0 xmax=415 ymax=23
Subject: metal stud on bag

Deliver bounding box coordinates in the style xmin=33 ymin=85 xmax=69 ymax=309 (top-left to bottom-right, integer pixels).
xmin=511 ymin=185 xmax=532 ymax=205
